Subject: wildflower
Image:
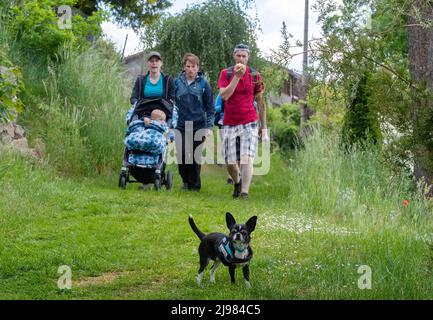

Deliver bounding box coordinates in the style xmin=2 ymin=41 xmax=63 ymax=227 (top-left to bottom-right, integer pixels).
xmin=403 ymin=199 xmax=409 ymax=206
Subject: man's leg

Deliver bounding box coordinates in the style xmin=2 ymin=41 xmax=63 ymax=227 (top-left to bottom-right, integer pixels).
xmin=226 ymin=163 xmax=240 ymax=183
xmin=223 ymin=125 xmax=242 ymax=197
xmin=226 ymin=136 xmax=241 ymax=183
xmin=240 ymin=155 xmax=254 ymax=194
xmin=238 ymin=123 xmax=258 ymax=197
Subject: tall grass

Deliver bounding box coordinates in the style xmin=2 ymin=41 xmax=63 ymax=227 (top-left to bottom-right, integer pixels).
xmin=286 ymin=128 xmax=433 ymax=232
xmin=19 ymin=46 xmax=132 ymax=175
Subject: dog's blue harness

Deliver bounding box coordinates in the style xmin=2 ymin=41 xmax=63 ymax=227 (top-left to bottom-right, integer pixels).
xmin=216 ymin=236 xmax=252 ymax=266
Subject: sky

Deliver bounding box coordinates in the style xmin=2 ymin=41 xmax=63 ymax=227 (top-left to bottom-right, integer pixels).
xmin=101 ymin=0 xmax=323 ymax=72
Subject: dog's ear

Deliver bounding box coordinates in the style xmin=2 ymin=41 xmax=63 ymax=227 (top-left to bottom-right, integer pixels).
xmin=226 ymin=212 xmax=236 ymax=230
xmin=246 ymin=216 xmax=257 ymax=233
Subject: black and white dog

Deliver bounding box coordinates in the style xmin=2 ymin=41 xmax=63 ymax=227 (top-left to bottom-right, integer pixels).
xmin=189 ymin=212 xmax=257 ymax=287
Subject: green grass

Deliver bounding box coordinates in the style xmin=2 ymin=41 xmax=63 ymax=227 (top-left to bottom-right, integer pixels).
xmin=1 ymin=132 xmax=432 ymax=299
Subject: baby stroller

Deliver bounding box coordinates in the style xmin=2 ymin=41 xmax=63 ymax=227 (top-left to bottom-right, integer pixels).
xmin=119 ymin=98 xmax=174 ymax=190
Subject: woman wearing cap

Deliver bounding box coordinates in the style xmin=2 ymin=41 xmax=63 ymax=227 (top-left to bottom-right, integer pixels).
xmin=126 ymin=51 xmax=176 ymax=180
xmin=130 ymin=51 xmax=175 ymax=105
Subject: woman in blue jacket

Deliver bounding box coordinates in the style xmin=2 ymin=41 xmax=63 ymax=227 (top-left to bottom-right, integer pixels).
xmin=174 ymin=53 xmax=214 ymax=191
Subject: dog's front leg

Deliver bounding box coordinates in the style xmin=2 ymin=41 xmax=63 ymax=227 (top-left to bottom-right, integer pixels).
xmin=243 ymin=264 xmax=251 ymax=288
xmin=229 ymin=265 xmax=236 ymax=284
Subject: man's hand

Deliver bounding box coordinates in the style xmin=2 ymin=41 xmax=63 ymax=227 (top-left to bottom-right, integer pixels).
xmin=234 ymin=63 xmax=246 ymax=77
xmin=259 ymin=127 xmax=269 ymax=142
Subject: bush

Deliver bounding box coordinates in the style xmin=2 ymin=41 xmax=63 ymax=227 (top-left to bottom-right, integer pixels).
xmin=0 ymin=7 xmax=24 ymax=122
xmin=0 ymin=46 xmax=24 ymax=122
xmin=9 ymin=0 xmax=106 ymax=60
xmin=341 ymin=70 xmax=382 ymax=147
xmin=268 ymin=103 xmax=300 ymax=150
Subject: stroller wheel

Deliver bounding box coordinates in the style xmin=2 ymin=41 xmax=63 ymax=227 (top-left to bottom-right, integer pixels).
xmin=119 ymin=173 xmax=127 ymax=189
xmin=154 ymin=178 xmax=162 ymax=191
xmin=166 ymin=170 xmax=173 ymax=190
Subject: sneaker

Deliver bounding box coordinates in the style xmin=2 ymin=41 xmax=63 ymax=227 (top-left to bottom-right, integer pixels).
xmin=226 ymin=177 xmax=234 ymax=185
xmin=232 ymin=180 xmax=242 ymax=198
xmin=239 ymin=192 xmax=249 ymax=200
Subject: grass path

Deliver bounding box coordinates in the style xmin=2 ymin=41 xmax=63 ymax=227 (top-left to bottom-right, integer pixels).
xmin=0 ymin=153 xmax=432 ymax=299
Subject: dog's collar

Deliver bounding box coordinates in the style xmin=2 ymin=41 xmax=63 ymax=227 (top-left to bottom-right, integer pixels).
xmin=233 ymin=242 xmax=247 ymax=253
xmin=216 ymin=236 xmax=252 ymax=265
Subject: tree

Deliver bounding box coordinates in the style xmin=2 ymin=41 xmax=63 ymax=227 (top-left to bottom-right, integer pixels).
xmin=142 ymin=0 xmax=260 ymax=89
xmin=341 ymin=68 xmax=381 ymax=147
xmin=407 ymin=0 xmax=433 ymax=196
xmin=311 ymin=0 xmax=433 ymax=194
xmin=74 ymin=0 xmax=172 ymax=31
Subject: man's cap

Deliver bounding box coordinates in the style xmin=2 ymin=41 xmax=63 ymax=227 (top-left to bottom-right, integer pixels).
xmin=233 ymin=43 xmax=250 ymax=54
xmin=147 ymin=51 xmax=162 ymax=61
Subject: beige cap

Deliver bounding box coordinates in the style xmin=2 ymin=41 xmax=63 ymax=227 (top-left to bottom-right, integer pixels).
xmin=147 ymin=51 xmax=162 ymax=61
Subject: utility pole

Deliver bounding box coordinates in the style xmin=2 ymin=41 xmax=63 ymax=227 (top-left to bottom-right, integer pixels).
xmin=300 ymin=0 xmax=310 ymax=130
xmin=121 ymin=34 xmax=128 ymax=61
xmin=303 ymin=0 xmax=309 ymax=75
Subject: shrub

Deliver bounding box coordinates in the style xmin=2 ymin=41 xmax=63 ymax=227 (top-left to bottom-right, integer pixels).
xmin=268 ymin=103 xmax=300 ymax=150
xmin=341 ymin=70 xmax=382 ymax=147
xmin=9 ymin=0 xmax=106 ymax=60
xmin=0 ymin=46 xmax=24 ymax=122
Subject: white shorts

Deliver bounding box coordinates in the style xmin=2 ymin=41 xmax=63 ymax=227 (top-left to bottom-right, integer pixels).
xmin=222 ymin=122 xmax=258 ymax=164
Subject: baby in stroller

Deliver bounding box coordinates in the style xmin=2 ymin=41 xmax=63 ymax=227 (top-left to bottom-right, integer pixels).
xmin=124 ymin=109 xmax=168 ymax=166
xmin=119 ymin=98 xmax=175 ymax=190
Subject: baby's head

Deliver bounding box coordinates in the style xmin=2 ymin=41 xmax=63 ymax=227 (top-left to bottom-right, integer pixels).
xmin=151 ymin=109 xmax=166 ymax=122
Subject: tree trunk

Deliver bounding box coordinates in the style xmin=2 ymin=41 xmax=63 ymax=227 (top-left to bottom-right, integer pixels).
xmin=407 ymin=1 xmax=433 ymax=196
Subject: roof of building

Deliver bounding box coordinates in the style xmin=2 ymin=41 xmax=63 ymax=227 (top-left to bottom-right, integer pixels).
xmin=124 ymin=51 xmax=145 ymax=63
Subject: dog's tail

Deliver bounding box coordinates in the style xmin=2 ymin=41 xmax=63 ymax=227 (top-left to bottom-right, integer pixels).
xmin=189 ymin=215 xmax=205 ymax=240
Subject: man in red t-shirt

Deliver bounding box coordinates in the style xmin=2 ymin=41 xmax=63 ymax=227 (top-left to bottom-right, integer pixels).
xmin=217 ymin=43 xmax=268 ymax=199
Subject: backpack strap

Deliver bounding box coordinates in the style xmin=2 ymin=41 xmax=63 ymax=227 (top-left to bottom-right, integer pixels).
xmin=199 ymin=77 xmax=206 ymax=93
xmin=226 ymin=66 xmax=258 ymax=83
xmin=249 ymin=66 xmax=258 ymax=83
xmin=163 ymin=74 xmax=170 ymax=100
xmin=226 ymin=66 xmax=234 ymax=81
